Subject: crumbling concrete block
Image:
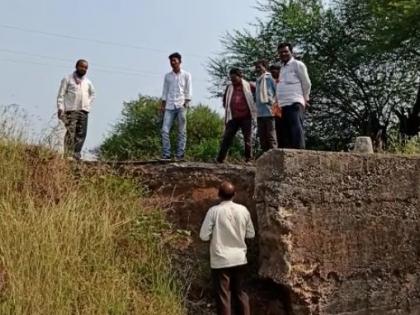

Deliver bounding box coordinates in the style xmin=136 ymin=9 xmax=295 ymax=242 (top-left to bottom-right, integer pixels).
xmin=256 ymin=149 xmax=420 ymax=314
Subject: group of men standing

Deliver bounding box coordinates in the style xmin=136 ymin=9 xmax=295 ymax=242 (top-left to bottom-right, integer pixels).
xmin=56 ymin=42 xmax=310 ymax=163
xmin=157 ymin=42 xmax=311 ymax=163
xmin=217 ymin=42 xmax=311 ymax=163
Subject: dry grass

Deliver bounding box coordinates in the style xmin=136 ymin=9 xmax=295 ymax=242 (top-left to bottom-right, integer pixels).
xmin=0 ymin=140 xmax=185 ymax=314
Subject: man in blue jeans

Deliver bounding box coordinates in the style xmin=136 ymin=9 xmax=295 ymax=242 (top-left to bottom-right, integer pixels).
xmin=160 ymin=52 xmax=192 ymax=160
xmin=276 ymin=42 xmax=311 ymax=149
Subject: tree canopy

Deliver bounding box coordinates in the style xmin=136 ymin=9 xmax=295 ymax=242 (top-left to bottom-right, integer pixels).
xmin=208 ymin=0 xmax=420 ymax=150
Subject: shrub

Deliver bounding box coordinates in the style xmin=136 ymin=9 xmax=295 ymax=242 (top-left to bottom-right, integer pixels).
xmin=99 ymin=96 xmax=244 ymax=161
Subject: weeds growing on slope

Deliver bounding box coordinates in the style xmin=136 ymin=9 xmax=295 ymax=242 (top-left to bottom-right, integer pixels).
xmin=0 ymin=141 xmax=185 ymax=315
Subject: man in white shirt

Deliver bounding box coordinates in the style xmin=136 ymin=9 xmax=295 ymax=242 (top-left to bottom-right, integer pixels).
xmin=200 ymin=181 xmax=255 ymax=315
xmin=276 ymin=42 xmax=311 ymax=149
xmin=160 ymin=52 xmax=192 ymax=161
xmin=57 ymin=59 xmax=95 ymax=160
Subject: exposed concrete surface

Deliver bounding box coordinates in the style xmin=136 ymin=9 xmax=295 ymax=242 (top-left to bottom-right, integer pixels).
xmin=256 ymin=149 xmax=420 ymax=314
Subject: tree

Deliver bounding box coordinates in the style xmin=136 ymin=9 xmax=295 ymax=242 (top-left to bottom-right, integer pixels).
xmin=99 ymin=96 xmax=244 ymax=161
xmin=208 ymin=0 xmax=420 ymax=150
xmin=208 ymin=0 xmax=324 ymax=92
xmin=99 ymin=96 xmax=162 ymax=160
xmin=309 ymin=0 xmax=419 ymax=147
xmin=367 ymin=0 xmax=420 ymax=55
xmin=366 ymin=0 xmax=420 ymax=136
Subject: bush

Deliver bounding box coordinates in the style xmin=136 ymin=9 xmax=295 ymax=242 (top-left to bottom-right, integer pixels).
xmin=185 ymin=105 xmax=224 ymax=161
xmin=99 ymin=96 xmax=244 ymax=161
xmin=99 ymin=96 xmax=163 ymax=160
xmin=387 ymin=134 xmax=420 ymax=155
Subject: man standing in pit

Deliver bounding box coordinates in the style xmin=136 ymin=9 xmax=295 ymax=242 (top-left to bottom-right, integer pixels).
xmin=200 ymin=181 xmax=255 ymax=315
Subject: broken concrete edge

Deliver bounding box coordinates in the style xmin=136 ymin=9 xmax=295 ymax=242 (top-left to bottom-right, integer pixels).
xmin=85 ymin=159 xmax=256 ymax=168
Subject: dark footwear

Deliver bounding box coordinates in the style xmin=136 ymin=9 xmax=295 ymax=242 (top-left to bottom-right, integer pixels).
xmin=73 ymin=152 xmax=82 ymax=160
xmin=244 ymin=157 xmax=253 ymax=165
xmin=160 ymin=156 xmax=172 ymax=161
xmin=175 ymin=156 xmax=185 ymax=161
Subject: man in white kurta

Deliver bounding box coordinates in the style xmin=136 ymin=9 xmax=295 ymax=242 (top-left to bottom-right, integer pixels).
xmin=57 ymin=59 xmax=95 ymax=160
xmin=200 ymin=181 xmax=255 ymax=315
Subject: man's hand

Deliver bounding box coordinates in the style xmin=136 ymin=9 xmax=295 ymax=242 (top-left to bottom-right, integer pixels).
xmin=183 ymin=100 xmax=191 ymax=108
xmin=57 ymin=109 xmax=64 ymax=121
xmin=160 ymin=101 xmax=166 ymax=113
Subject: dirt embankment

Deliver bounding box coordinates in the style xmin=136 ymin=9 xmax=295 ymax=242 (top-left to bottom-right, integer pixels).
xmin=98 ymin=161 xmax=289 ymax=314
xmin=92 ymin=149 xmax=420 ymax=315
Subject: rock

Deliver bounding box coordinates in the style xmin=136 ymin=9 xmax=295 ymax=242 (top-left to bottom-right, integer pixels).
xmin=256 ymin=149 xmax=420 ymax=314
xmin=353 ymin=136 xmax=374 ymax=153
xmin=0 ymin=267 xmax=7 ymax=294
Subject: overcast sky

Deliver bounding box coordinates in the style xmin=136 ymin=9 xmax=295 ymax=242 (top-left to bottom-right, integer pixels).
xmin=0 ymin=0 xmax=266 ymax=154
